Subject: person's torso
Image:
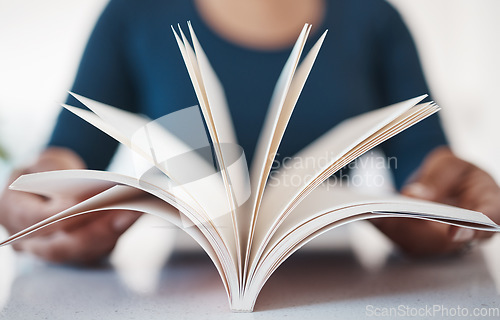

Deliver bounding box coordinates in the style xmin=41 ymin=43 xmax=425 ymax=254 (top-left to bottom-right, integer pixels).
xmin=124 ymin=0 xmax=387 ymax=163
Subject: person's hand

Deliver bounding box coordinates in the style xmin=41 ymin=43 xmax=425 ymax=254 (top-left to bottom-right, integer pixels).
xmin=0 ymin=147 xmax=140 ymax=265
xmin=375 ymin=146 xmax=500 ymax=257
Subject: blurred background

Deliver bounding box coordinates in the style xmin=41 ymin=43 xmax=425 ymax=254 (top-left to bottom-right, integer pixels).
xmin=0 ymin=0 xmax=500 ymax=181
xmin=0 ymin=1 xmax=500 ymax=307
xmin=0 ymin=0 xmax=499 ymax=184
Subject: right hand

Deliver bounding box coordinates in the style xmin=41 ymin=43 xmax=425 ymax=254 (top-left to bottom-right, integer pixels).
xmin=0 ymin=147 xmax=140 ymax=265
xmin=374 ymin=147 xmax=500 ymax=257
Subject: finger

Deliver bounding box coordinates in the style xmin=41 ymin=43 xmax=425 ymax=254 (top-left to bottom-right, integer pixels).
xmin=36 ymin=182 xmax=137 ymax=233
xmin=401 ymin=147 xmax=471 ymax=203
xmin=7 ymin=190 xmax=116 ymax=236
xmin=448 ymin=226 xmax=475 ymax=243
xmin=402 ymin=173 xmax=499 ymax=246
xmin=19 ymin=210 xmax=140 ymax=264
xmin=3 ymin=193 xmax=50 ymax=233
xmin=457 ymin=169 xmax=500 ymax=212
xmin=470 ymin=199 xmax=500 ymax=241
xmin=375 ymin=217 xmax=473 ymax=257
xmin=18 ymin=210 xmax=141 ymax=265
xmin=454 ymin=168 xmax=500 ymax=241
xmin=4 ymin=195 xmax=86 ymax=237
xmin=52 ymin=201 xmax=144 ymax=234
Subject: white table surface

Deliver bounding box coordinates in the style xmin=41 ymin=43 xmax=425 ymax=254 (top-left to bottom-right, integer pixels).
xmin=1 ymin=226 xmax=499 ymax=320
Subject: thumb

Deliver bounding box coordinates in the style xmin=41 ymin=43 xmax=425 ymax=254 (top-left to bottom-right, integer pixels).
xmin=401 ymin=147 xmax=470 ymax=202
xmin=401 ymin=182 xmax=436 ymax=201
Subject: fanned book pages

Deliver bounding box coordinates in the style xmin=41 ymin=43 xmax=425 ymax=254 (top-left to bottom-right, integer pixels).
xmin=1 ymin=23 xmax=500 ymax=312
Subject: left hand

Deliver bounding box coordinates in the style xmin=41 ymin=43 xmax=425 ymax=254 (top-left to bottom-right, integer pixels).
xmin=0 ymin=147 xmax=141 ymax=265
xmin=375 ymin=146 xmax=500 ymax=257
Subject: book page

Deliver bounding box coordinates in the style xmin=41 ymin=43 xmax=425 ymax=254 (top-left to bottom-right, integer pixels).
xmin=186 ymin=22 xmax=237 ymax=146
xmin=244 ymin=185 xmax=500 ymax=300
xmin=249 ymin=23 xmax=310 ymax=207
xmin=4 ymin=168 xmax=237 ymax=262
xmin=186 ymin=23 xmax=250 ymax=260
xmin=6 ymin=168 xmax=243 ymax=252
xmin=65 ymin=96 xmax=216 ymax=178
xmin=1 ymin=172 xmax=243 ymax=302
xmin=0 ymin=183 xmax=144 ymax=246
xmin=7 ymin=170 xmax=204 ymax=230
xmin=245 ymin=27 xmax=329 ymax=278
xmin=244 ymin=23 xmax=310 ymax=276
xmin=62 ymin=24 xmax=248 ymax=283
xmin=275 ymin=185 xmax=499 ymax=243
xmin=174 ymin=23 xmax=254 ymax=281
xmin=249 ymin=97 xmax=435 ymax=270
xmin=64 ymin=97 xmax=245 ymax=237
xmin=264 ymin=203 xmax=499 ymax=280
xmin=69 ymin=93 xmax=151 ymax=142
xmin=0 ymin=184 xmax=232 ymax=299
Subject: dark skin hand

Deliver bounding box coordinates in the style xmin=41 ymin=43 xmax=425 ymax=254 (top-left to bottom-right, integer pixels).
xmin=374 ymin=146 xmax=500 ymax=257
xmin=0 ymin=147 xmax=140 ymax=265
xmin=1 ymin=146 xmax=498 ymax=264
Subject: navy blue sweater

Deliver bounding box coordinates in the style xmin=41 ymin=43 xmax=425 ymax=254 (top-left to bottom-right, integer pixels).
xmin=49 ymin=0 xmax=447 ymax=188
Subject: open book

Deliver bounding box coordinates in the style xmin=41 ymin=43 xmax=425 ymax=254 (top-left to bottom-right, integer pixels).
xmin=1 ymin=23 xmax=499 ymax=312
